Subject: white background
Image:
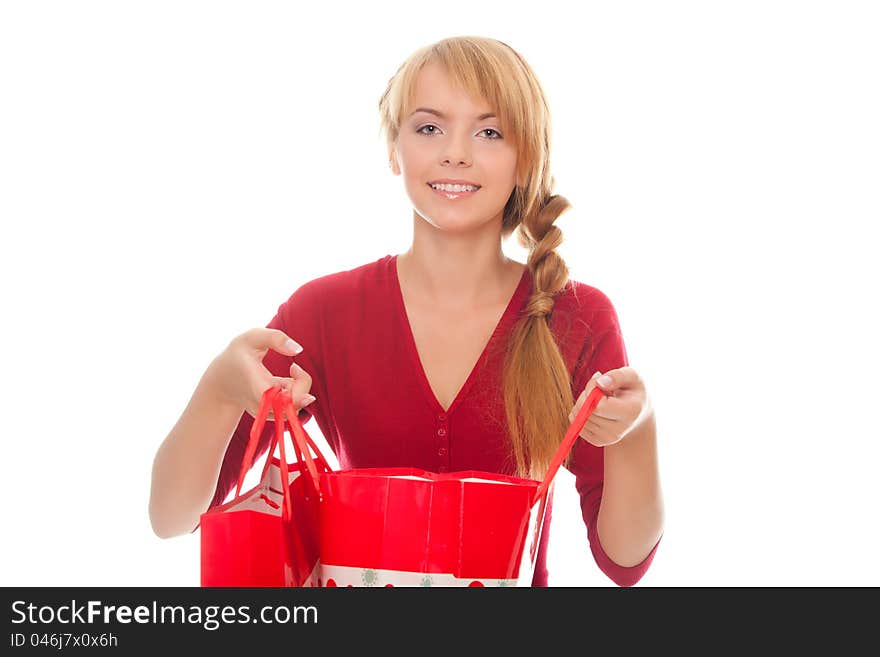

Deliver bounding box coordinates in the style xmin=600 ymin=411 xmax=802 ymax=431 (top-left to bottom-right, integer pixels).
xmin=1 ymin=1 xmax=878 ymax=587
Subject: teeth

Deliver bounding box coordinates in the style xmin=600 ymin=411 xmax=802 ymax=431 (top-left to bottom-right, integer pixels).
xmin=431 ymin=183 xmax=478 ymax=193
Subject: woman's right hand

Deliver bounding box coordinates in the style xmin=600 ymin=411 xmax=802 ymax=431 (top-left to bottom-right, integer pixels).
xmin=203 ymin=327 xmax=316 ymax=420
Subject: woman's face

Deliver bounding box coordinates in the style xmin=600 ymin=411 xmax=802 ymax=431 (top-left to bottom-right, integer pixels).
xmin=391 ymin=62 xmax=519 ymax=234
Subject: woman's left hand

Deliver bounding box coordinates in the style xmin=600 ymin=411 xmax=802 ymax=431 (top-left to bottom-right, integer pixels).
xmin=569 ymin=366 xmax=653 ymax=447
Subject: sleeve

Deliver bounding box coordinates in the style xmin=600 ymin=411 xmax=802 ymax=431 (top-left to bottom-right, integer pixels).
xmin=566 ymin=291 xmax=660 ymax=587
xmin=202 ymin=280 xmax=328 ymax=516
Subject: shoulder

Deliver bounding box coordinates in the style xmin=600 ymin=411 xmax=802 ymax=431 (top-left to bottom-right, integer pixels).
xmin=553 ymin=277 xmax=629 ymax=384
xmin=277 ymin=254 xmax=394 ymax=314
xmin=554 ymin=277 xmax=622 ymax=334
xmin=560 ymin=278 xmax=617 ymax=310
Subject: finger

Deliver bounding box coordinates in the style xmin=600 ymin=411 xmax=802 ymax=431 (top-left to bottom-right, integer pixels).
xmin=259 ymin=376 xmax=315 ymax=421
xmin=568 ymin=371 xmax=606 ymax=422
xmin=287 ymin=362 xmax=315 ymax=407
xmin=584 ymin=414 xmax=618 ymax=434
xmin=580 ymin=416 xmax=617 ymax=446
xmin=595 ymin=366 xmax=642 ymax=395
xmin=245 ymin=380 xmax=287 ymax=421
xmin=577 ymin=420 xmax=603 ymax=445
xmin=244 ymin=327 xmax=304 ymax=357
xmin=578 ymin=426 xmax=596 ymax=443
xmin=588 ymin=396 xmax=627 ymax=422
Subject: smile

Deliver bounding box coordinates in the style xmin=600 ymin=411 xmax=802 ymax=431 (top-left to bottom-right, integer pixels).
xmin=427 ymin=183 xmax=480 ymax=200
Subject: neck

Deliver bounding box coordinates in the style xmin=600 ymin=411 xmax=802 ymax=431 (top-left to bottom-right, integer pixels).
xmin=397 ymin=213 xmax=524 ymax=311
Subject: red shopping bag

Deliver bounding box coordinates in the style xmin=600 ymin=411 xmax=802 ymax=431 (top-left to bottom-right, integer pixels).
xmin=199 ymin=387 xmax=328 ymax=587
xmin=269 ymin=383 xmax=605 ymax=587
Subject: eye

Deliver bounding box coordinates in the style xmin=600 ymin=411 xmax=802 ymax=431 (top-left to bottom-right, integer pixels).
xmin=416 ymin=125 xmax=503 ymax=139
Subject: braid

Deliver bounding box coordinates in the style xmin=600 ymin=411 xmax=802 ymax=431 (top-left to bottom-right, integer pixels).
xmin=519 ymin=195 xmax=572 ymax=320
xmin=502 ymin=191 xmax=577 ymax=479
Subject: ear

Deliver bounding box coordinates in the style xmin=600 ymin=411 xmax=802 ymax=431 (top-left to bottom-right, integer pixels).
xmin=389 ymin=150 xmax=401 ymax=176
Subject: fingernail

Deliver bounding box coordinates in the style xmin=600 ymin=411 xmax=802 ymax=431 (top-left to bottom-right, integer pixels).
xmin=285 ymin=339 xmax=303 ymax=354
xmin=301 ymin=394 xmax=316 ymax=406
xmin=591 ymin=371 xmax=602 ymax=380
xmin=597 ymin=375 xmax=613 ymax=388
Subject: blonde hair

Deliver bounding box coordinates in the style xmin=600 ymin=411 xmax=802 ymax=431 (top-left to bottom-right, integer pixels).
xmin=378 ymin=36 xmax=575 ymax=479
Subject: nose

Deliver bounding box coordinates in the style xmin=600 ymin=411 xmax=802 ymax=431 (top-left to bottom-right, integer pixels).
xmin=440 ymin=130 xmax=472 ymax=167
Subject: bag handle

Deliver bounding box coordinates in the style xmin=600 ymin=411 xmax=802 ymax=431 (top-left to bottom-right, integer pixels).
xmin=236 ymin=387 xmax=333 ymax=495
xmin=270 ymin=394 xmax=293 ymax=520
xmin=279 ymin=391 xmax=332 ymax=477
xmin=236 ymin=386 xmax=282 ymax=499
xmin=533 ymin=386 xmax=606 ymax=505
xmin=233 ymin=386 xmax=294 ymax=519
xmin=273 ymin=390 xmax=330 ymax=497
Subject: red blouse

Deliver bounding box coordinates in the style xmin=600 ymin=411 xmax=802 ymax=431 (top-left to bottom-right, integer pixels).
xmin=208 ymin=254 xmax=658 ymax=586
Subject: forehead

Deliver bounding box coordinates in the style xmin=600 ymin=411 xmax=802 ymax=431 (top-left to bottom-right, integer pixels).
xmin=409 ymin=62 xmax=495 ymax=116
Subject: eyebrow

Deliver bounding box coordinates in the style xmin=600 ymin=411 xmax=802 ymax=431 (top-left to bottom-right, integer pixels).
xmin=410 ymin=107 xmax=497 ymax=121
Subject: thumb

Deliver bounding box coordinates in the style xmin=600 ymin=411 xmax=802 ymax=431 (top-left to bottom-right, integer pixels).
xmin=258 ymin=328 xmax=303 ymax=356
xmin=595 ymin=371 xmax=614 ymax=392
xmin=586 ymin=370 xmax=604 ymax=393
xmin=579 ymin=371 xmax=604 ymax=399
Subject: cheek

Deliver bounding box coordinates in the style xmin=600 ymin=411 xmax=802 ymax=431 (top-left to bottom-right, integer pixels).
xmin=504 ymin=150 xmax=520 ymax=179
xmin=398 ymin=135 xmax=426 ymax=161
xmin=398 ymin=148 xmax=429 ymax=179
xmin=487 ymin=148 xmax=518 ymax=181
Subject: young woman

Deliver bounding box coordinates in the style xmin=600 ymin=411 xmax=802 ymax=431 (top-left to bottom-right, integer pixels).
xmin=149 ymin=36 xmax=663 ymax=587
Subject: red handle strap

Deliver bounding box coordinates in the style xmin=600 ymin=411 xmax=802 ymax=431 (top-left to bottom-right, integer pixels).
xmin=280 ymin=393 xmax=332 ymax=476
xmin=270 ymin=394 xmax=293 ymax=520
xmin=532 ymin=386 xmax=606 ymax=505
xmin=241 ymin=386 xmax=333 ymax=497
xmin=236 ymin=386 xmax=283 ymax=498
xmin=273 ymin=390 xmax=330 ymax=497
xmin=232 ymin=386 xmax=293 ymax=519
xmin=234 ymin=387 xmax=328 ymax=517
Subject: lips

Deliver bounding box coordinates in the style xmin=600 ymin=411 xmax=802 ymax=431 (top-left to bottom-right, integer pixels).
xmin=428 ymin=179 xmax=482 ymax=188
xmin=428 ymin=183 xmax=480 ymax=200
xmin=427 ymin=183 xmax=481 ymax=193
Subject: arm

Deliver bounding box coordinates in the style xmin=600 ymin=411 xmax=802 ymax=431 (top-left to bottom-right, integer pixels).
xmin=571 ymin=424 xmax=663 ymax=587
xmin=597 ymin=408 xmax=664 ymax=567
xmin=566 ymin=289 xmax=663 ymax=585
xmin=149 ymin=373 xmax=247 ymax=539
xmin=149 ymin=328 xmax=314 ymax=539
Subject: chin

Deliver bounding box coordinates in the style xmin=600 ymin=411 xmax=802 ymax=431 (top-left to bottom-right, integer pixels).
xmin=421 ymin=214 xmax=498 ymax=234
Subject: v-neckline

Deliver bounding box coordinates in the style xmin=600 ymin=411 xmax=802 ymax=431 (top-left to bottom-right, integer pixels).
xmin=390 ymin=254 xmax=530 ymax=416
